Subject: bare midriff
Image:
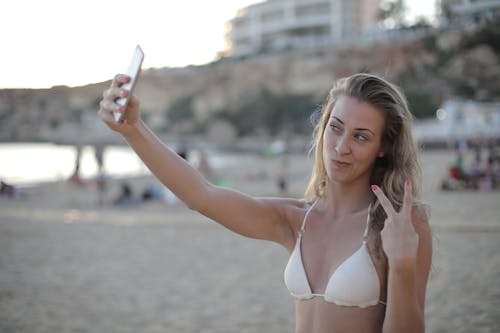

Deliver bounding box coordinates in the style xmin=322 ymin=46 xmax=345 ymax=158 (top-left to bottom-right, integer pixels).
xmin=295 ymin=298 xmax=385 ymax=333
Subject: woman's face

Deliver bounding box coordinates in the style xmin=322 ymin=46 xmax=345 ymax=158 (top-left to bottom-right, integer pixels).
xmin=322 ymin=95 xmax=385 ymax=186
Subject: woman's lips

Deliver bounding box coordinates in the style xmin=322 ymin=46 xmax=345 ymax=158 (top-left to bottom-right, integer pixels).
xmin=333 ymin=160 xmax=351 ymax=168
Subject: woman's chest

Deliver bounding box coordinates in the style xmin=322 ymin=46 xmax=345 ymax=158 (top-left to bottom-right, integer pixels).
xmin=300 ymin=220 xmax=366 ymax=291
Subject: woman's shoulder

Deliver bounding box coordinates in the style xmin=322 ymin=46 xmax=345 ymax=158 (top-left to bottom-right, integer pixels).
xmin=258 ymin=197 xmax=311 ymax=250
xmin=284 ymin=198 xmax=318 ymax=221
xmin=262 ymin=196 xmax=309 ymax=209
xmin=265 ymin=197 xmax=313 ymax=225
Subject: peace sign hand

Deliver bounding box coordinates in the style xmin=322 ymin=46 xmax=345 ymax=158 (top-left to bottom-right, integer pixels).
xmin=372 ymin=180 xmax=419 ymax=267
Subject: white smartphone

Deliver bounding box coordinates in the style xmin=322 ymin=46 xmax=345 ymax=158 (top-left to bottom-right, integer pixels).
xmin=114 ymin=45 xmax=145 ymax=122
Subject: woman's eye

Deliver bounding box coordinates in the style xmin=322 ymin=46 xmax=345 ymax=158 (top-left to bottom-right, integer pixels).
xmin=329 ymin=124 xmax=341 ymax=131
xmin=354 ymin=134 xmax=367 ymax=141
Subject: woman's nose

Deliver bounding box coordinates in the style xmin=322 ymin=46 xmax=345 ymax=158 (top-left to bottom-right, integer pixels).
xmin=334 ymin=136 xmax=351 ymax=155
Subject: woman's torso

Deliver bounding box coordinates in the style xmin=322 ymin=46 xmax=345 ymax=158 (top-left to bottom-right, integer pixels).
xmin=283 ymin=201 xmax=387 ymax=333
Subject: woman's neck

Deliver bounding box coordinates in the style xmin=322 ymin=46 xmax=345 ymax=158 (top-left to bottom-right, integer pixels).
xmin=323 ymin=179 xmax=374 ymax=218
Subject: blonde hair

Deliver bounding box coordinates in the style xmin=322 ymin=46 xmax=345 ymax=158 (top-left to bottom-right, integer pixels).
xmin=305 ymin=73 xmax=422 ymax=233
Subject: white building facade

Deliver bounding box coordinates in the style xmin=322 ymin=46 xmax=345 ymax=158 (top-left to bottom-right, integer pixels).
xmin=414 ymin=99 xmax=500 ymax=145
xmin=225 ymin=0 xmax=381 ymax=57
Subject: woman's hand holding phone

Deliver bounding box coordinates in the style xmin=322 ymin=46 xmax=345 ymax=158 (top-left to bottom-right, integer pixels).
xmin=98 ymin=46 xmax=144 ymax=136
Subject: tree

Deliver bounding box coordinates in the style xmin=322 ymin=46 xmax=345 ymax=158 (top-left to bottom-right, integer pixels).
xmin=379 ymin=0 xmax=408 ymax=28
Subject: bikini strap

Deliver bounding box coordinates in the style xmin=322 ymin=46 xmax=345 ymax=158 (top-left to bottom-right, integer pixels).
xmin=299 ymin=199 xmax=319 ymax=237
xmin=362 ymin=203 xmax=372 ymax=242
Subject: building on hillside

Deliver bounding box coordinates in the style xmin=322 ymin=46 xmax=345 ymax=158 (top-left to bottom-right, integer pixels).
xmin=224 ymin=0 xmax=381 ymax=58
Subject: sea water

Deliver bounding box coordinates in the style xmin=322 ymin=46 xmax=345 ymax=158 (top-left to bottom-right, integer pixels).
xmin=0 ymin=143 xmax=148 ymax=185
xmin=0 ymin=142 xmax=240 ymax=186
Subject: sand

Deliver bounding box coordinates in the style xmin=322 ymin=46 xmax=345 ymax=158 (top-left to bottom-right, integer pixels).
xmin=1 ymin=149 xmax=499 ymax=332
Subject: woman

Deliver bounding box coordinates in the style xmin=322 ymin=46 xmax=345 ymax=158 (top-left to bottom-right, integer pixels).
xmin=98 ymin=73 xmax=432 ymax=332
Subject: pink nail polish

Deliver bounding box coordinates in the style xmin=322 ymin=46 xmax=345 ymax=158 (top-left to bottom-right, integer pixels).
xmin=405 ymin=179 xmax=411 ymax=186
xmin=371 ymin=185 xmax=377 ymax=191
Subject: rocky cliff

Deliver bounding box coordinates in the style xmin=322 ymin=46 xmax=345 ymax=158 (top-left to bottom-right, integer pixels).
xmin=1 ymin=23 xmax=498 ymax=145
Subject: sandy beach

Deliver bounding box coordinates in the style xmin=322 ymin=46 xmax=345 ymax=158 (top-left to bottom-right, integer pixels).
xmin=1 ymin=149 xmax=499 ymax=332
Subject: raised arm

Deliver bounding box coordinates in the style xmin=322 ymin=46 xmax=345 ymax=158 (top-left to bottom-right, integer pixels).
xmin=98 ymin=74 xmax=297 ymax=248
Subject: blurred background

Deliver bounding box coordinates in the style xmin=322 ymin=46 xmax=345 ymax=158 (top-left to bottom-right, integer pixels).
xmin=1 ymin=1 xmax=499 ymax=332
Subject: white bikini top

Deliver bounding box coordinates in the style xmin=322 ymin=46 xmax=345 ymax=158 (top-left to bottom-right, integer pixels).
xmin=284 ymin=200 xmax=385 ymax=308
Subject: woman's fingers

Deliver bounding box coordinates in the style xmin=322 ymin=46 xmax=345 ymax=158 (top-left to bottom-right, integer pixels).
xmin=97 ymin=104 xmax=116 ymax=125
xmin=99 ymin=88 xmax=126 ymax=127
xmin=100 ymin=84 xmax=129 ymax=117
xmin=372 ymin=180 xmax=414 ymax=225
xmin=98 ymin=73 xmax=139 ymax=131
xmin=371 ymin=185 xmax=396 ymax=218
xmin=99 ymin=98 xmax=122 ymax=114
xmin=111 ymin=74 xmax=130 ymax=87
xmin=103 ymin=84 xmax=129 ymax=100
xmin=402 ymin=179 xmax=413 ymax=221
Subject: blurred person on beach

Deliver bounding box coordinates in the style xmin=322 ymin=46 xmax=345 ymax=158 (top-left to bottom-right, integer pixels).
xmin=99 ymin=72 xmax=432 ymax=332
xmin=94 ymin=143 xmax=108 ymax=205
xmin=195 ymin=149 xmax=214 ymax=183
xmin=488 ymin=147 xmax=500 ymax=189
xmin=176 ymin=140 xmax=189 ymax=160
xmin=468 ymin=147 xmax=485 ymax=188
xmin=141 ymin=180 xmax=164 ymax=201
xmin=68 ymin=144 xmax=84 ymax=186
xmin=0 ymin=180 xmax=18 ymax=198
xmin=441 ymin=150 xmax=467 ymax=191
xmin=276 ymin=156 xmax=289 ymax=195
xmin=113 ymin=182 xmax=134 ymax=205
